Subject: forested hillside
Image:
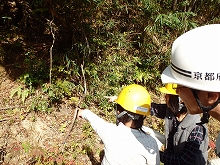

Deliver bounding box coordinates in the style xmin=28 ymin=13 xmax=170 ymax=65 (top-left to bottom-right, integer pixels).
xmin=0 ymin=0 xmax=220 ymax=164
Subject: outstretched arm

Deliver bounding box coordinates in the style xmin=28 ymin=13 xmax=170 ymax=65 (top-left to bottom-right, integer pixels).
xmin=77 ymin=109 xmax=114 ymax=140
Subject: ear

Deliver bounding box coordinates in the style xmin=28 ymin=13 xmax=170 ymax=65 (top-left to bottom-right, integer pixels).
xmin=207 ymin=92 xmax=219 ymax=104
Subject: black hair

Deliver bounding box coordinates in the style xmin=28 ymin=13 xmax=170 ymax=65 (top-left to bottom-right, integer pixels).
xmin=168 ymin=94 xmax=187 ymax=115
xmin=116 ymin=104 xmax=145 ymax=129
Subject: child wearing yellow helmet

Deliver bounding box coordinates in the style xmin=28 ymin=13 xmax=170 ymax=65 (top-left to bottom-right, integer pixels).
xmin=115 ymin=84 xmax=151 ymax=127
xmin=151 ymin=83 xmax=209 ymax=165
xmin=77 ymin=84 xmax=160 ymax=165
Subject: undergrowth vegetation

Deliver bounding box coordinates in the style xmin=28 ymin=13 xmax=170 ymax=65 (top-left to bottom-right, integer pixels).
xmin=1 ymin=0 xmax=220 ymax=164
xmin=2 ymin=0 xmax=219 ymax=113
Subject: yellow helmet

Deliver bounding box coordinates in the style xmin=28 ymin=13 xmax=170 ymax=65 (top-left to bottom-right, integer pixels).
xmin=159 ymin=83 xmax=178 ymax=95
xmin=115 ymin=84 xmax=151 ymax=116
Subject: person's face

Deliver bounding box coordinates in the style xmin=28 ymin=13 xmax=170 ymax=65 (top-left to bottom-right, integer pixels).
xmin=165 ymin=94 xmax=169 ymax=104
xmin=164 ymin=94 xmax=171 ymax=109
xmin=175 ymin=85 xmax=202 ymax=114
xmin=176 ymin=85 xmax=220 ymax=116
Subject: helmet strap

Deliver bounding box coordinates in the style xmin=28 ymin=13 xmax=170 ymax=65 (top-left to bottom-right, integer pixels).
xmin=116 ymin=110 xmax=127 ymax=125
xmin=117 ymin=111 xmax=140 ymax=120
xmin=116 ymin=110 xmax=141 ymax=125
xmin=191 ymin=89 xmax=220 ymax=124
xmin=117 ymin=111 xmax=127 ymax=119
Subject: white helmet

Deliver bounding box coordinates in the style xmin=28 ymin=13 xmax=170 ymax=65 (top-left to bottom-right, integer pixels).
xmin=161 ymin=24 xmax=220 ymax=92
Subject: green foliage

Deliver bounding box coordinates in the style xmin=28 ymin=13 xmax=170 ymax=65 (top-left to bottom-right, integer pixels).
xmin=82 ymin=123 xmax=95 ymax=138
xmin=154 ymin=12 xmax=197 ymax=32
xmin=3 ymin=0 xmax=220 ymax=115
xmin=141 ymin=0 xmax=160 ymax=14
xmin=30 ymin=94 xmax=52 ymax=113
xmin=23 ymin=51 xmax=49 ymax=87
xmin=84 ymin=53 xmax=136 ymax=110
xmin=70 ymin=142 xmax=82 ymax=159
xmin=1 ymin=0 xmax=220 ymax=120
xmin=10 ymin=86 xmax=33 ymax=103
xmin=42 ymin=80 xmax=76 ymax=103
xmin=55 ymin=54 xmax=80 ymax=81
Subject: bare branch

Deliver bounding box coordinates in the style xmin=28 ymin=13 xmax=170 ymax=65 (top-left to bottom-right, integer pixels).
xmin=61 ymin=62 xmax=87 ymax=152
xmin=49 ymin=18 xmax=55 ymax=85
xmin=81 ymin=63 xmax=87 ymax=95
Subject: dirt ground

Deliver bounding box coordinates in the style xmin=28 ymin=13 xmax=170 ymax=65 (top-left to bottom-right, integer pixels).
xmin=0 ymin=65 xmax=105 ymax=165
xmin=0 ymin=65 xmax=220 ymax=165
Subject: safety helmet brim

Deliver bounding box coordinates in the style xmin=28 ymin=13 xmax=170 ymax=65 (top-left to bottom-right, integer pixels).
xmin=161 ymin=66 xmax=178 ymax=84
xmin=161 ymin=65 xmax=208 ymax=91
xmin=159 ymin=86 xmax=178 ymax=95
xmin=161 ymin=65 xmax=220 ymax=92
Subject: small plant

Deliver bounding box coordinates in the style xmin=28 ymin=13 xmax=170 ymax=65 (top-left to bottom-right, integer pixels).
xmin=59 ymin=123 xmax=67 ymax=133
xmin=22 ymin=141 xmax=31 ymax=153
xmin=30 ymin=95 xmax=52 ymax=113
xmin=30 ymin=116 xmax=36 ymax=122
xmin=82 ymin=123 xmax=95 ymax=138
xmin=154 ymin=12 xmax=197 ymax=31
xmin=42 ymin=80 xmax=76 ymax=103
xmin=10 ymin=86 xmax=32 ymax=103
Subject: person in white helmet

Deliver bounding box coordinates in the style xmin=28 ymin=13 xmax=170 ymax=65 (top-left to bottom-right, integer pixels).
xmin=151 ymin=83 xmax=209 ymax=165
xmin=77 ymin=84 xmax=160 ymax=165
xmin=161 ymin=24 xmax=220 ymax=158
xmin=161 ymin=24 xmax=220 ymax=123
